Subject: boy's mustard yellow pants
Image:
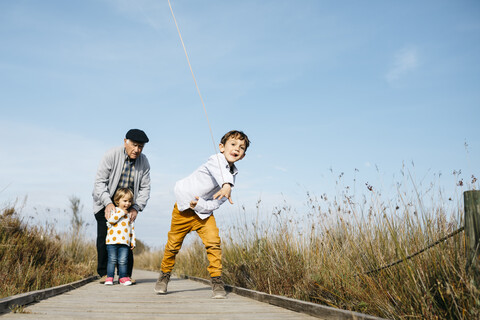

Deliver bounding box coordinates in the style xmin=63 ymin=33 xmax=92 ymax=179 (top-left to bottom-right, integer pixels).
xmin=161 ymin=204 xmax=222 ymax=277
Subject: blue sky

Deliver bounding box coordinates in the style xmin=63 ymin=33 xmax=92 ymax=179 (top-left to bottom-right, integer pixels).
xmin=1 ymin=0 xmax=479 ymax=247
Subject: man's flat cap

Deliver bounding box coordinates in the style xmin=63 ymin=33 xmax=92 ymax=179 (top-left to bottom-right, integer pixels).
xmin=125 ymin=129 xmax=149 ymax=143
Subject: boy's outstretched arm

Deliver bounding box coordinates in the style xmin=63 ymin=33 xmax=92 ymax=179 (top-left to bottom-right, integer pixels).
xmin=190 ymin=196 xmax=228 ymax=216
xmin=190 ymin=197 xmax=199 ymax=209
xmin=213 ymin=183 xmax=233 ymax=204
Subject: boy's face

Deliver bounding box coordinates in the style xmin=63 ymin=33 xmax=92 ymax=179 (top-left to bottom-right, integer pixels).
xmin=219 ymin=137 xmax=246 ymax=165
xmin=118 ymin=195 xmax=132 ymax=211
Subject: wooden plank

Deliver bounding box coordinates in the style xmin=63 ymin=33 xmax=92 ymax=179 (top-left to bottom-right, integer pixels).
xmin=0 ymin=269 xmax=319 ymax=319
xmin=0 ymin=275 xmax=98 ymax=314
xmin=182 ymin=275 xmax=387 ymax=320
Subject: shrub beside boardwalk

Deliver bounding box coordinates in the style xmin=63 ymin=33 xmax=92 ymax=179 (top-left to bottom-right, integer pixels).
xmin=0 ymin=207 xmax=96 ymax=299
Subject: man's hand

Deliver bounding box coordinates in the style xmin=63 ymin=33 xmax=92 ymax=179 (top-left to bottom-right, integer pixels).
xmin=190 ymin=196 xmax=199 ymax=209
xmin=213 ymin=183 xmax=233 ymax=204
xmin=104 ymin=203 xmax=115 ymax=219
xmin=129 ymin=208 xmax=138 ymax=222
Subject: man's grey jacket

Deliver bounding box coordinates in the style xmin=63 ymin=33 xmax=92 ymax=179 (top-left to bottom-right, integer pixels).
xmin=92 ymin=145 xmax=151 ymax=214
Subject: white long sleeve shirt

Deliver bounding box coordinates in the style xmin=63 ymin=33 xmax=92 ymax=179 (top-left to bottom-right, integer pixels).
xmin=175 ymin=153 xmax=238 ymax=219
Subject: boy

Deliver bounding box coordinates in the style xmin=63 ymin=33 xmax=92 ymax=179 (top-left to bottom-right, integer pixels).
xmin=154 ymin=130 xmax=250 ymax=299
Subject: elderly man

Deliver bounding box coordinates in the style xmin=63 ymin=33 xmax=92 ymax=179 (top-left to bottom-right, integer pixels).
xmin=93 ymin=129 xmax=151 ymax=283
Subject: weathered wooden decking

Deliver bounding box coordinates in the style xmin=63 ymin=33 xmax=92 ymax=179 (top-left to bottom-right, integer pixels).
xmin=1 ymin=269 xmax=318 ymax=319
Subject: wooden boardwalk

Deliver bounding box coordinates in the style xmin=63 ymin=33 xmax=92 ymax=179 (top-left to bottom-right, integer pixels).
xmin=1 ymin=269 xmax=319 ymax=319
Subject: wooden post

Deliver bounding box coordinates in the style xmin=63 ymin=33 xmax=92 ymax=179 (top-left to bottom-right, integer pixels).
xmin=464 ymin=190 xmax=480 ymax=287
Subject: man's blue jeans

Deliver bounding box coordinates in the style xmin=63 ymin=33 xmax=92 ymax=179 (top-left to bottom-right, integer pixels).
xmin=106 ymin=244 xmax=129 ymax=279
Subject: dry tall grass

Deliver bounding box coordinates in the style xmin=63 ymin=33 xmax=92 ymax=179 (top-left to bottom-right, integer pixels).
xmin=137 ymin=172 xmax=479 ymax=319
xmin=0 ymin=206 xmax=96 ymax=298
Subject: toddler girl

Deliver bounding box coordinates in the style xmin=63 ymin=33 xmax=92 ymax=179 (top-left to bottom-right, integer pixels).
xmin=105 ymin=188 xmax=136 ymax=286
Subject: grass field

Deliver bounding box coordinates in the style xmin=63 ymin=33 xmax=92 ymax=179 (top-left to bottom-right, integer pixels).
xmin=2 ymin=172 xmax=478 ymax=319
xmin=0 ymin=206 xmax=96 ymax=299
xmin=136 ymin=173 xmax=479 ymax=320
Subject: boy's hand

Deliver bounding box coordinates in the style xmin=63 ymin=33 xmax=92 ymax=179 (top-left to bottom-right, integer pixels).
xmin=190 ymin=197 xmax=199 ymax=209
xmin=213 ymin=183 xmax=233 ymax=204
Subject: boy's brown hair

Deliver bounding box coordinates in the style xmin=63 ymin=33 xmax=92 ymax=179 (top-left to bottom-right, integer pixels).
xmin=113 ymin=188 xmax=134 ymax=207
xmin=220 ymin=130 xmax=250 ymax=151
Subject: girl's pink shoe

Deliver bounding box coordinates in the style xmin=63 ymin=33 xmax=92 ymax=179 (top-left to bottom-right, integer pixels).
xmin=119 ymin=277 xmax=132 ymax=286
xmin=104 ymin=277 xmax=114 ymax=285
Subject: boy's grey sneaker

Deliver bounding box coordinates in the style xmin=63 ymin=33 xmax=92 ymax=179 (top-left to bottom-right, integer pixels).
xmin=154 ymin=271 xmax=170 ymax=294
xmin=211 ymin=276 xmax=227 ymax=299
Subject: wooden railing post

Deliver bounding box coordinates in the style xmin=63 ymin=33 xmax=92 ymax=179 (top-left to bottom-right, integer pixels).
xmin=464 ymin=190 xmax=480 ymax=287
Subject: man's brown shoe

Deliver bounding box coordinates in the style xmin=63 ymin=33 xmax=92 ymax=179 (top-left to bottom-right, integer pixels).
xmin=98 ymin=275 xmax=107 ymax=284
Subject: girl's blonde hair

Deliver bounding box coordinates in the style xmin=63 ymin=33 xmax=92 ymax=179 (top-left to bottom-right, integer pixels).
xmin=113 ymin=188 xmax=134 ymax=207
